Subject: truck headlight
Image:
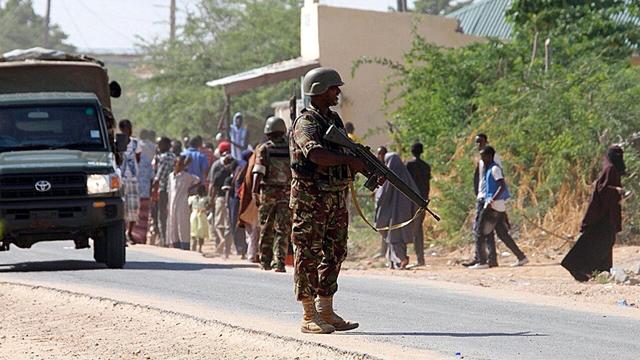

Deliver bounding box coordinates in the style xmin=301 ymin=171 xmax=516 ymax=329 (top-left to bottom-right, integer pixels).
xmin=87 ymin=174 xmax=121 ymax=194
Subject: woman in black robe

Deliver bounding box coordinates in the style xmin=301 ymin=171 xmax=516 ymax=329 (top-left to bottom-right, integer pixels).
xmin=561 ymin=146 xmax=626 ymax=282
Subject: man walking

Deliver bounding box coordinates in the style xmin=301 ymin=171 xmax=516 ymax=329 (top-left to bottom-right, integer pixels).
xmin=290 ymin=67 xmax=366 ymax=334
xmin=406 ymin=142 xmax=431 ymax=266
xmin=252 ymin=116 xmax=292 ymax=273
xmin=469 ymin=146 xmax=528 ymax=269
xmin=464 ymin=134 xmax=500 ymax=267
xmin=152 ymin=137 xmax=176 ymax=246
xmin=208 ymin=153 xmax=235 ymax=257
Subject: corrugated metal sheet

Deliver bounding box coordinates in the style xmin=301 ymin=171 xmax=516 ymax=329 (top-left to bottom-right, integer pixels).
xmin=206 ymin=57 xmax=320 ymax=96
xmin=447 ymin=0 xmax=639 ymax=40
xmin=615 ymin=10 xmax=640 ymax=25
xmin=447 ymin=0 xmax=513 ymax=39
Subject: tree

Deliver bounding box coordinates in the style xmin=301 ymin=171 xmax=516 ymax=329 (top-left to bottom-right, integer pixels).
xmin=0 ymin=0 xmax=75 ymax=53
xmin=355 ymin=0 xmax=640 ymax=245
xmin=413 ymin=0 xmax=471 ymax=15
xmin=507 ymin=0 xmax=640 ymax=59
xmin=123 ymin=0 xmax=302 ymax=141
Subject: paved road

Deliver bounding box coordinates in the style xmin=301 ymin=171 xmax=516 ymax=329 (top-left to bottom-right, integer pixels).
xmin=1 ymin=242 xmax=639 ymax=360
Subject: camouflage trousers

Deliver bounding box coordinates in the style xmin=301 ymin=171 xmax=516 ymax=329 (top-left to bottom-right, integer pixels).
xmin=258 ymin=197 xmax=292 ymax=268
xmin=291 ymin=183 xmax=348 ymax=301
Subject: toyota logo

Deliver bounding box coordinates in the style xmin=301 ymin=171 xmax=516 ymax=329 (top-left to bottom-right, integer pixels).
xmin=34 ymin=180 xmax=52 ymax=192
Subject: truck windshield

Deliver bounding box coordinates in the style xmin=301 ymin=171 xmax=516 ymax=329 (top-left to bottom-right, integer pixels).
xmin=0 ymin=105 xmax=107 ymax=152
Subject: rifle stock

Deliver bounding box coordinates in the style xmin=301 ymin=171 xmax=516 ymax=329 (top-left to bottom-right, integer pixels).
xmin=324 ymin=125 xmax=440 ymax=221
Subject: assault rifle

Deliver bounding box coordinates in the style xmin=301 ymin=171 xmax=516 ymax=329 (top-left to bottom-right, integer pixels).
xmin=324 ymin=125 xmax=440 ymax=221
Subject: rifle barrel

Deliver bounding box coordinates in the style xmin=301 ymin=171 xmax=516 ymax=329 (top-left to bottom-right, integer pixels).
xmin=323 ymin=125 xmax=439 ymax=221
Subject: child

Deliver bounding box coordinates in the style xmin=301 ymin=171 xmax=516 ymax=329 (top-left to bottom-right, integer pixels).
xmin=189 ymin=185 xmax=210 ymax=253
xmin=167 ymin=156 xmax=200 ymax=250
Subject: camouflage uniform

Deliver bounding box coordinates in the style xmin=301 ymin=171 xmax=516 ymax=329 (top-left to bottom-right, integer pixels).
xmin=254 ymin=137 xmax=292 ymax=268
xmin=290 ymin=106 xmax=350 ymax=301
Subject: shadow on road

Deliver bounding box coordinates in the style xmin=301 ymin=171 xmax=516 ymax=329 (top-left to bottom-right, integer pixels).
xmin=125 ymin=261 xmax=258 ymax=271
xmin=339 ymin=331 xmax=547 ymax=338
xmin=0 ymin=260 xmax=258 ymax=272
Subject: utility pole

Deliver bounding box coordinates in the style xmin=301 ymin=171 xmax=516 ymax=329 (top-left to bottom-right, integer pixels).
xmin=43 ymin=0 xmax=51 ymax=48
xmin=397 ymin=0 xmax=407 ymax=12
xmin=169 ymin=0 xmax=176 ymax=44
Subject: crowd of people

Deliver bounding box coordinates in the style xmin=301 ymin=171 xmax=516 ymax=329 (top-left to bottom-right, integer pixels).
xmin=115 ymin=113 xmax=266 ymax=264
xmin=114 ymin=110 xmax=440 ymax=272
xmin=113 ymin=110 xmax=534 ymax=274
xmin=111 ymin=65 xmax=629 ymax=337
xmin=113 ymin=112 xmax=626 ymax=281
xmin=115 ymin=110 xmax=314 ymax=274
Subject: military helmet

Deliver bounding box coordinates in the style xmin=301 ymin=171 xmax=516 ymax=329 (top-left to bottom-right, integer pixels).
xmin=264 ymin=116 xmax=286 ymax=134
xmin=303 ymin=67 xmax=344 ymax=96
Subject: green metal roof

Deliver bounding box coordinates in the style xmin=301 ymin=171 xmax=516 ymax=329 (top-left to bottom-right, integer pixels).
xmin=447 ymin=0 xmax=513 ymax=39
xmin=447 ymin=0 xmax=639 ymax=40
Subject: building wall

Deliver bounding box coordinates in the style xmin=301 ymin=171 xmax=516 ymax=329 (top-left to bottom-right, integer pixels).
xmin=301 ymin=4 xmax=482 ymax=147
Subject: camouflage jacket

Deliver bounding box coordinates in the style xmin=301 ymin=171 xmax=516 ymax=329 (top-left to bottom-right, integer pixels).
xmin=289 ymin=105 xmax=350 ymax=193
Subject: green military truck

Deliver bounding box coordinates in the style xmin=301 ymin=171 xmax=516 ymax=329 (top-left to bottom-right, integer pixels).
xmin=0 ymin=48 xmax=127 ymax=268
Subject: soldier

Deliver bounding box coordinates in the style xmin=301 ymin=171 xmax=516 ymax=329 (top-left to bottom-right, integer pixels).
xmin=290 ymin=67 xmax=367 ymax=334
xmin=252 ymin=116 xmax=292 ymax=273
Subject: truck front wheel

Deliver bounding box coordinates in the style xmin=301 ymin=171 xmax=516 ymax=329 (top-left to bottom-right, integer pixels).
xmin=104 ymin=220 xmax=126 ymax=268
xmin=93 ymin=236 xmax=106 ymax=263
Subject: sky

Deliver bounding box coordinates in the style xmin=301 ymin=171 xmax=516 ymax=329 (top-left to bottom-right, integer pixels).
xmin=27 ymin=0 xmax=418 ymax=53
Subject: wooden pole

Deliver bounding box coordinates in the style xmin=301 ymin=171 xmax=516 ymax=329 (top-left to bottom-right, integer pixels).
xmin=217 ymin=93 xmax=230 ymax=132
xmin=43 ymin=0 xmax=51 ymax=48
xmin=396 ymin=0 xmax=407 ymax=11
xmin=169 ymin=0 xmax=176 ymax=44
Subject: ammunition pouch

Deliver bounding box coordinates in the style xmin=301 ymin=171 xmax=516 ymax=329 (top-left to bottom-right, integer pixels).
xmin=324 ymin=165 xmax=349 ymax=182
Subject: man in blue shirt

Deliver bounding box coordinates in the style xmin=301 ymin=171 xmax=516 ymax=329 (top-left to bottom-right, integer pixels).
xmin=469 ymin=146 xmax=528 ymax=269
xmin=182 ymin=136 xmax=209 ymax=187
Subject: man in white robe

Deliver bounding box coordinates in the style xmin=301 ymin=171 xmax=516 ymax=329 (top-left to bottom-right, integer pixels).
xmin=167 ymin=156 xmax=200 ymax=249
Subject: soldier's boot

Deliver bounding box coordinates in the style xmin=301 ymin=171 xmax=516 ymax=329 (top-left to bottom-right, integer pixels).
xmin=300 ymin=298 xmax=335 ymax=334
xmin=316 ymin=296 xmax=359 ymax=331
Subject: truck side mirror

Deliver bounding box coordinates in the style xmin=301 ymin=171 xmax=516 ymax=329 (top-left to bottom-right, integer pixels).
xmin=109 ymin=81 xmax=122 ymax=98
xmin=115 ymin=133 xmax=128 ymax=152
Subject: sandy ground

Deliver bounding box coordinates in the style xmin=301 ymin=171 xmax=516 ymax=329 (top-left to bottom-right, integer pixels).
xmin=343 ymin=245 xmax=640 ymax=311
xmin=0 ymin=283 xmax=374 ymax=360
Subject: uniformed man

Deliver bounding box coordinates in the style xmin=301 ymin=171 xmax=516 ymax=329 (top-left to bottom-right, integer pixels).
xmin=252 ymin=116 xmax=292 ymax=273
xmin=290 ymin=67 xmax=367 ymax=334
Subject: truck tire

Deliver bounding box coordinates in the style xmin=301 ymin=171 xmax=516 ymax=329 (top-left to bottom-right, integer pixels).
xmin=93 ymin=236 xmax=107 ymax=263
xmin=105 ymin=220 xmax=126 ymax=269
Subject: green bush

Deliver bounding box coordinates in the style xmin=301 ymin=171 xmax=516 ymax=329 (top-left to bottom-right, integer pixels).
xmin=355 ymin=14 xmax=640 ymax=245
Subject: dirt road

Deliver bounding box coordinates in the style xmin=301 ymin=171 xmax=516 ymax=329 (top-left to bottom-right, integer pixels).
xmin=1 ymin=242 xmax=640 ymax=360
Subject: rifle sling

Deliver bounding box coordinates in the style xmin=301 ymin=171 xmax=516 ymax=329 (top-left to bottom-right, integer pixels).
xmin=349 ymin=181 xmax=425 ymax=233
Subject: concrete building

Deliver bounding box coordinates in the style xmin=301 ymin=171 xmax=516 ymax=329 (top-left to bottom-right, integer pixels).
xmin=207 ymin=0 xmax=480 ymax=147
